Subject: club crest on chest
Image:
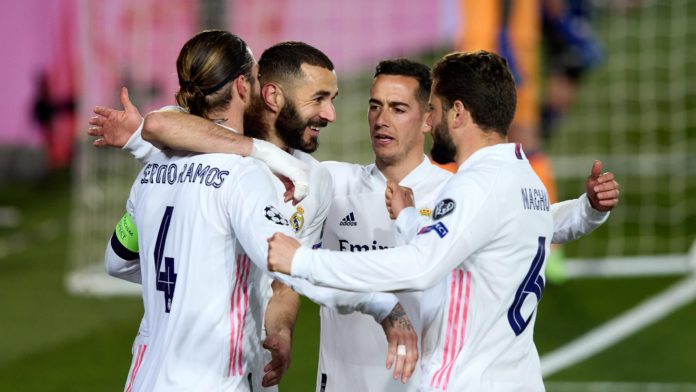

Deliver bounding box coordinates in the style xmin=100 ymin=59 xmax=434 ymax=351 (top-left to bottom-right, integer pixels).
xmin=291 ymin=206 xmax=305 ymax=233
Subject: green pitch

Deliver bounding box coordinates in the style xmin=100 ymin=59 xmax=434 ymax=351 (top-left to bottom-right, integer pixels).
xmin=1 ymin=168 xmax=695 ymax=390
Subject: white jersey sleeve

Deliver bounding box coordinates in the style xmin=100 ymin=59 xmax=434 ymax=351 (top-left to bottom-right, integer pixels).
xmin=393 ymin=191 xmax=609 ymax=247
xmin=394 ymin=206 xmax=427 ymax=243
xmin=295 ymin=155 xmax=332 ymax=248
xmin=292 ymin=145 xmax=554 ymax=294
xmin=122 ymin=106 xmax=187 ymax=163
xmin=122 ymin=119 xmax=160 ymax=164
xmin=104 ymin=190 xmax=141 ymax=283
xmin=292 ymin=174 xmax=498 ymax=293
xmin=550 ymin=193 xmax=609 ymax=244
xmin=304 ymin=146 xmax=554 ymax=391
xmin=104 ymin=245 xmax=141 ymax=283
xmin=230 ymin=164 xmax=396 ymax=321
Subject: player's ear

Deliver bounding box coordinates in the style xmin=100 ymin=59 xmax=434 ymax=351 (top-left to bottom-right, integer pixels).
xmin=422 ymin=110 xmax=432 ymax=134
xmin=451 ymin=100 xmax=470 ymax=129
xmin=261 ymin=83 xmax=284 ymax=114
xmin=234 ymin=75 xmax=250 ymax=104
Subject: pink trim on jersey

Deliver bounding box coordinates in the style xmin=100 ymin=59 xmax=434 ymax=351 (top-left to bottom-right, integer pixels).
xmin=125 ymin=344 xmax=147 ymax=392
xmin=430 ymin=270 xmax=460 ymax=388
xmin=228 ymin=254 xmax=243 ymax=376
xmin=430 ymin=269 xmax=461 ymax=388
xmin=430 ymin=270 xmax=471 ymax=390
xmin=228 ymin=254 xmax=251 ymax=377
xmin=236 ymin=255 xmax=251 ymax=374
xmin=442 ymin=271 xmax=472 ymax=390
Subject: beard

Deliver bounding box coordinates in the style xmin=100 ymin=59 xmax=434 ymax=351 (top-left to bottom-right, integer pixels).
xmin=430 ymin=121 xmax=457 ymax=165
xmin=243 ymin=95 xmax=269 ymax=140
xmin=276 ymin=101 xmax=326 ymax=153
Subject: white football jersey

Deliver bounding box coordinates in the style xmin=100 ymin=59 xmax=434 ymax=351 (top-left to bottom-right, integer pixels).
xmin=317 ymin=157 xmax=450 ymax=392
xmin=122 ymin=117 xmax=329 ymax=250
xmin=248 ymin=148 xmax=332 ymax=391
xmin=249 ymin=148 xmax=399 ymax=391
xmin=119 ymin=122 xmax=397 ymax=391
xmin=126 ymin=150 xmax=299 ymax=391
xmin=313 ymin=153 xmax=609 ymax=392
xmin=294 ymin=144 xmax=557 ymax=391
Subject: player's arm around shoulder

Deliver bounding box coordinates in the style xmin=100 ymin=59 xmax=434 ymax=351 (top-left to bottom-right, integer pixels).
xmin=121 ymin=106 xmax=187 ymax=163
xmin=142 ymin=109 xmax=233 ymax=152
xmin=141 ymin=108 xmax=309 ymax=203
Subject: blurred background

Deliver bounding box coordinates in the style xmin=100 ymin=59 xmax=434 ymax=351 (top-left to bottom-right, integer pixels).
xmin=1 ymin=0 xmax=695 ymax=390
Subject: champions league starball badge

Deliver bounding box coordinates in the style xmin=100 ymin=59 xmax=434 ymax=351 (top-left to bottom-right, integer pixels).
xmin=264 ymin=205 xmax=290 ymax=226
xmin=432 ymin=199 xmax=455 ymax=220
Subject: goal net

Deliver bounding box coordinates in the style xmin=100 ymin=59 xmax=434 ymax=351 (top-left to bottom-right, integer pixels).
xmin=547 ymin=0 xmax=696 ymax=277
xmin=67 ymin=0 xmax=199 ymax=294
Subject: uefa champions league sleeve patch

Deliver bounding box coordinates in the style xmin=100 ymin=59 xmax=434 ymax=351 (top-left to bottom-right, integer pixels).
xmin=264 ymin=205 xmax=290 ymax=226
xmin=417 ymin=222 xmax=449 ymax=238
xmin=432 ymin=198 xmax=455 ymax=220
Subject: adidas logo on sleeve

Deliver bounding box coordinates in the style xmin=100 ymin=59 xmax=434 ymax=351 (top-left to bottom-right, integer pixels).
xmin=339 ymin=212 xmax=357 ymax=227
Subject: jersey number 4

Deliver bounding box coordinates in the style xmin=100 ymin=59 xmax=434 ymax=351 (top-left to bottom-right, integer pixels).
xmin=507 ymin=236 xmax=546 ymax=336
xmin=154 ymin=206 xmax=177 ymax=313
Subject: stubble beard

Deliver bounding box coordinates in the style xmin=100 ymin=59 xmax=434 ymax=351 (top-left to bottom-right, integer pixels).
xmin=430 ymin=121 xmax=456 ymax=165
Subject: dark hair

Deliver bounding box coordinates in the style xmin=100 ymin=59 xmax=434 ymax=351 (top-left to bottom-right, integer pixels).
xmin=432 ymin=50 xmax=516 ymax=136
xmin=374 ymin=58 xmax=432 ymax=107
xmin=175 ymin=30 xmax=254 ymax=118
xmin=257 ymin=41 xmax=334 ymax=86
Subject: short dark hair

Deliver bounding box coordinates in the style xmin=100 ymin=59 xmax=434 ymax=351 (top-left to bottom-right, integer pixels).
xmin=432 ymin=50 xmax=516 ymax=136
xmin=374 ymin=58 xmax=431 ymax=107
xmin=258 ymin=41 xmax=334 ymax=86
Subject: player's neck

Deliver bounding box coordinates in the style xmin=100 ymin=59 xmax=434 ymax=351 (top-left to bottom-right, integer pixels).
xmin=455 ymin=130 xmax=506 ymax=166
xmin=209 ymin=107 xmax=244 ymax=133
xmin=255 ymin=112 xmax=290 ymax=152
xmin=376 ymin=152 xmax=424 ymax=184
xmin=223 ymin=118 xmax=244 ymax=133
xmin=265 ymin=127 xmax=289 ymax=152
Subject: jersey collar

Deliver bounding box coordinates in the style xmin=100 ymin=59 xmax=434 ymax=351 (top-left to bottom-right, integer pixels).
xmin=458 ymin=143 xmax=518 ymax=174
xmin=369 ymin=155 xmax=432 ymax=187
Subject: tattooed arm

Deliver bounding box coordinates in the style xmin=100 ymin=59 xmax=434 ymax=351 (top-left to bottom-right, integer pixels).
xmin=380 ymin=303 xmax=419 ymax=384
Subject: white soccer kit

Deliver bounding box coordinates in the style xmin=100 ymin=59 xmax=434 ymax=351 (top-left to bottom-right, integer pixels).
xmin=293 ymin=144 xmax=572 ymax=391
xmin=124 ymin=150 xmax=297 ymax=391
xmin=316 ymin=157 xmax=450 ymax=392
xmin=315 ymin=154 xmax=609 ymax=392
xmin=121 ymin=149 xmax=396 ymax=391
xmin=248 ymin=148 xmax=349 ymax=391
xmin=115 ymin=123 xmax=396 ymax=391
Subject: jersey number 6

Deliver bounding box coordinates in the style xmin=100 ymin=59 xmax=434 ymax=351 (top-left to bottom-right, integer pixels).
xmin=154 ymin=206 xmax=177 ymax=313
xmin=507 ymin=236 xmax=546 ymax=336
